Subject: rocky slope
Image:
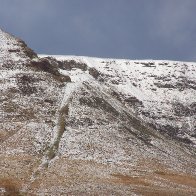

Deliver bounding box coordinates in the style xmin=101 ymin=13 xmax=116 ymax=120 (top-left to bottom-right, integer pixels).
xmin=0 ymin=29 xmax=196 ymax=195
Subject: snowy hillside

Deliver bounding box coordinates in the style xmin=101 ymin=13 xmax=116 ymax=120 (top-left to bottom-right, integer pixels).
xmin=40 ymin=54 xmax=196 ymax=147
xmin=0 ymin=29 xmax=196 ymax=195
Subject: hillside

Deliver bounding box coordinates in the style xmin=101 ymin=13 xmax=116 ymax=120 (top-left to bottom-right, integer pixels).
xmin=0 ymin=28 xmax=196 ymax=195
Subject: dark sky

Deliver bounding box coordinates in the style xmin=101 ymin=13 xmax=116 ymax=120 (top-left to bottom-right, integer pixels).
xmin=1 ymin=0 xmax=196 ymax=61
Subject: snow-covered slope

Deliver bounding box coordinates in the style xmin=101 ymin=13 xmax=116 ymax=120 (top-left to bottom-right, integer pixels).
xmin=40 ymin=54 xmax=196 ymax=147
xmin=0 ymin=28 xmax=37 ymax=68
xmin=0 ymin=29 xmax=196 ymax=195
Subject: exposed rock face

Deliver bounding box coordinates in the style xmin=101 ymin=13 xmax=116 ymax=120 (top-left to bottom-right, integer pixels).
xmin=0 ymin=29 xmax=196 ymax=195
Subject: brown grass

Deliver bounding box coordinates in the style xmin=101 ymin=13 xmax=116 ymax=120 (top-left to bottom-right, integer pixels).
xmin=0 ymin=178 xmax=20 ymax=196
xmin=155 ymin=171 xmax=196 ymax=188
xmin=111 ymin=173 xmax=150 ymax=186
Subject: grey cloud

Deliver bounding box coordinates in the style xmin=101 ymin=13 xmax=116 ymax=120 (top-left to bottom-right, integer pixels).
xmin=154 ymin=1 xmax=196 ymax=44
xmin=0 ymin=0 xmax=196 ymax=61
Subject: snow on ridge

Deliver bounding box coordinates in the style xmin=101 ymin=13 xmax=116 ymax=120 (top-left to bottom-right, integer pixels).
xmin=0 ymin=29 xmax=31 ymax=65
xmin=38 ymin=54 xmax=196 ymax=64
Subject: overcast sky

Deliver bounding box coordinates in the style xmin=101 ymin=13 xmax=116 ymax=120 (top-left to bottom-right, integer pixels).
xmin=0 ymin=0 xmax=196 ymax=61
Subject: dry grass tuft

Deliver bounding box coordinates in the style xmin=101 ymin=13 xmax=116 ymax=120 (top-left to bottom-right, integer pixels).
xmin=0 ymin=178 xmax=21 ymax=196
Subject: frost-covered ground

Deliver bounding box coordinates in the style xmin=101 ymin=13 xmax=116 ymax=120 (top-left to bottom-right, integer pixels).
xmin=40 ymin=54 xmax=196 ymax=147
xmin=0 ymin=29 xmax=196 ymax=195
